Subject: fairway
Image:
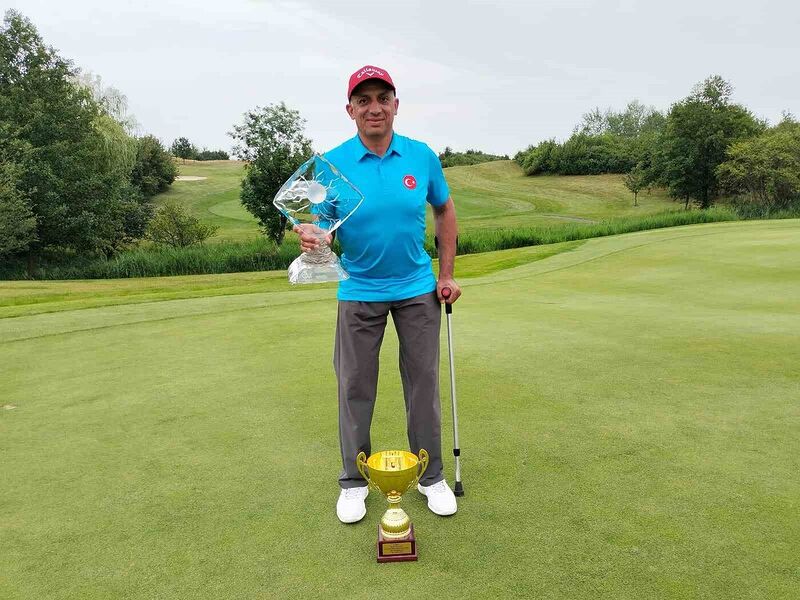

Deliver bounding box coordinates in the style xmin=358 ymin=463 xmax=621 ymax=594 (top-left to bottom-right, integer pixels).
xmin=162 ymin=160 xmax=679 ymax=242
xmin=2 ymin=221 xmax=799 ymax=598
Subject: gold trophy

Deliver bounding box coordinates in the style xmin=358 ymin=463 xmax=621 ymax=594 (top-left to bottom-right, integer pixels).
xmin=356 ymin=449 xmax=429 ymax=563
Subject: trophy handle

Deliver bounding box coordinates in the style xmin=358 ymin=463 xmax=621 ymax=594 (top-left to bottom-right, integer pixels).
xmin=356 ymin=451 xmax=374 ymax=490
xmin=413 ymin=449 xmax=429 ymax=488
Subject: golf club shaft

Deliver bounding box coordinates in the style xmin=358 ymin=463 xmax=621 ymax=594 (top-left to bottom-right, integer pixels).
xmin=442 ymin=288 xmax=464 ymax=496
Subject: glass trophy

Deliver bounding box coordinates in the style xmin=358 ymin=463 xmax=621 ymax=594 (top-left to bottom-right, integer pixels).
xmin=273 ymin=154 xmax=364 ymax=284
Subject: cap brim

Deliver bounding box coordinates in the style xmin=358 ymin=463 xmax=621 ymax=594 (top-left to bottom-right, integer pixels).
xmin=349 ymin=78 xmax=396 ymax=98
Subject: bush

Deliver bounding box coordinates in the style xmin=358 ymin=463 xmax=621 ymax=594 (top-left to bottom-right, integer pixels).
xmin=717 ymin=119 xmax=800 ymax=216
xmin=146 ymin=202 xmax=218 ymax=248
xmin=515 ymin=134 xmax=637 ymax=176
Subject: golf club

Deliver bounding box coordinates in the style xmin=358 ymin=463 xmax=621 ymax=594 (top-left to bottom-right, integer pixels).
xmin=441 ymin=286 xmax=464 ymax=497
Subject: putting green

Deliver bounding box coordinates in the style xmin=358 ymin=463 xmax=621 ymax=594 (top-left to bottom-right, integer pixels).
xmin=2 ymin=220 xmax=798 ymax=598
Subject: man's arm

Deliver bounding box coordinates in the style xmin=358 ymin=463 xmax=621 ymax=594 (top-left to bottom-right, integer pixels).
xmin=433 ymin=197 xmax=461 ymax=304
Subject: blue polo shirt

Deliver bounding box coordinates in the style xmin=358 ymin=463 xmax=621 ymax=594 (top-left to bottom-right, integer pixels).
xmin=324 ymin=133 xmax=450 ymax=302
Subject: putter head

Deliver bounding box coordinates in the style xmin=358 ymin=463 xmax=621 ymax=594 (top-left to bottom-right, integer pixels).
xmin=454 ymin=481 xmax=464 ymax=497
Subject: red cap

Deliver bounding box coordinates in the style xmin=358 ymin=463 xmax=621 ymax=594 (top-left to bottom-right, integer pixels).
xmin=347 ymin=65 xmax=395 ymax=99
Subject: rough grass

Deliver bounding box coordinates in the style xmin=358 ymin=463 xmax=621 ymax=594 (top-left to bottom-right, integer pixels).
xmin=427 ymin=206 xmax=739 ymax=256
xmin=2 ymin=238 xmax=300 ymax=281
xmin=2 ymin=209 xmax=739 ymax=280
xmin=2 ymin=220 xmax=799 ymax=598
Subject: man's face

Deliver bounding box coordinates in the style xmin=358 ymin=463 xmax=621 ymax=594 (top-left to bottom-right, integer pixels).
xmin=346 ymin=81 xmax=399 ymax=140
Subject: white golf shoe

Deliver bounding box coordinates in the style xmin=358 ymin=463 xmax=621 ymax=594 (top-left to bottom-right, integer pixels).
xmin=336 ymin=486 xmax=368 ymax=523
xmin=418 ymin=479 xmax=458 ymax=516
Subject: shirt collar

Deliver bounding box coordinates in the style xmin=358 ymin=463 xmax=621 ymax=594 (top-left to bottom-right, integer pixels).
xmin=353 ymin=133 xmax=403 ymax=160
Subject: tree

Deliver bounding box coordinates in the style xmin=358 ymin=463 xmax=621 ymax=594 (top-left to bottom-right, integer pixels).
xmin=146 ymin=202 xmax=217 ymax=248
xmin=515 ymin=100 xmax=666 ymax=177
xmin=717 ymin=117 xmax=800 ymax=216
xmin=0 ymin=162 xmax=36 ymax=256
xmin=131 ymin=135 xmax=177 ymax=198
xmin=623 ymin=165 xmax=646 ymax=207
xmin=73 ymin=71 xmax=140 ymax=134
xmin=658 ymin=75 xmax=763 ymax=208
xmin=579 ymin=101 xmax=665 ymax=139
xmin=170 ymin=137 xmax=196 ymax=162
xmin=0 ymin=10 xmax=143 ymax=270
xmin=228 ymin=102 xmax=313 ymax=244
xmin=93 ymin=113 xmax=138 ymax=178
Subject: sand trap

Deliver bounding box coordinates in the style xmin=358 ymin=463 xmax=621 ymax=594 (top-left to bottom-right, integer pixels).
xmin=176 ymin=176 xmax=207 ymax=181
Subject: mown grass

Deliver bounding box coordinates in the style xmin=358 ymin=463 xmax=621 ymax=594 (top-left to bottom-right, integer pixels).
xmin=439 ymin=160 xmax=679 ymax=230
xmin=2 ymin=220 xmax=798 ymax=599
xmin=159 ymin=160 xmax=253 ymax=242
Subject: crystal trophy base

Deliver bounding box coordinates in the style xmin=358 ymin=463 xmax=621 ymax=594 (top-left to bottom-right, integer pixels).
xmin=288 ymin=242 xmax=349 ymax=284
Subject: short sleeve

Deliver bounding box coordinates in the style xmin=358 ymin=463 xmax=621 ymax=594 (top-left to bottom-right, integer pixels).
xmin=426 ymin=147 xmax=450 ymax=207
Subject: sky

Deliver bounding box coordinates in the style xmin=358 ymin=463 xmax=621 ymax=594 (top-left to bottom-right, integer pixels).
xmin=5 ymin=0 xmax=799 ymax=156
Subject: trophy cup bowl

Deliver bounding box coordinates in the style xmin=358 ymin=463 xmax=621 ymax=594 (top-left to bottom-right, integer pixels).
xmin=356 ymin=449 xmax=429 ymax=562
xmin=272 ymin=154 xmax=364 ymax=285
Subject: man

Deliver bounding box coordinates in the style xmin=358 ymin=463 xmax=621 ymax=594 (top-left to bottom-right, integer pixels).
xmin=294 ymin=65 xmax=461 ymax=523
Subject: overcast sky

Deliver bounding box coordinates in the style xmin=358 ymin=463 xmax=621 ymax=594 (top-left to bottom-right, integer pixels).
xmin=6 ymin=0 xmax=799 ymax=156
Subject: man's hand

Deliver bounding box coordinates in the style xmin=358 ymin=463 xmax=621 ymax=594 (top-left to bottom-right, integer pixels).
xmin=436 ymin=277 xmax=461 ymax=304
xmin=293 ymin=224 xmax=332 ymax=253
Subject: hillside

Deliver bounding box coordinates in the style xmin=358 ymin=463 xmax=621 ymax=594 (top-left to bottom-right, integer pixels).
xmin=159 ymin=160 xmax=680 ymax=241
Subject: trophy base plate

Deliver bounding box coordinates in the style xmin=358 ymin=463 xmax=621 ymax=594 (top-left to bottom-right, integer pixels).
xmin=288 ymin=252 xmax=349 ymax=285
xmin=377 ymin=524 xmax=417 ymax=563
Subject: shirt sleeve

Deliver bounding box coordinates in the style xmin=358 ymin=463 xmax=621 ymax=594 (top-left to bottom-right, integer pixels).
xmin=426 ymin=146 xmax=450 ymax=207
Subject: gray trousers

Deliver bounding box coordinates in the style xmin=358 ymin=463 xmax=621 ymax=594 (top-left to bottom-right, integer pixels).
xmin=334 ymin=291 xmax=443 ymax=488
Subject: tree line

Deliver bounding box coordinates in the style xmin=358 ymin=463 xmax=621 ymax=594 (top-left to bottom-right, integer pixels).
xmin=0 ymin=11 xmax=237 ymax=274
xmin=438 ymin=148 xmax=509 ymax=168
xmin=0 ymin=11 xmax=181 ymax=272
xmin=514 ymin=76 xmax=800 ymax=215
xmin=170 ymin=137 xmax=230 ymax=162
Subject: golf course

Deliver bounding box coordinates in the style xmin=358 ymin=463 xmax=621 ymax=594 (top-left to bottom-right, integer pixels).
xmin=157 ymin=160 xmax=680 ymax=242
xmin=2 ymin=218 xmax=798 ymax=598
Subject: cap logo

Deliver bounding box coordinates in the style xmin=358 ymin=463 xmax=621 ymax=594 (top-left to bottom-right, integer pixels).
xmin=357 ymin=67 xmax=386 ymax=80
xmin=403 ymin=175 xmax=417 ymax=190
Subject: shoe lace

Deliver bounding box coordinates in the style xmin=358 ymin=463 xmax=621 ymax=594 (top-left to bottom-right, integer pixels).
xmin=428 ymin=480 xmax=449 ymax=494
xmin=343 ymin=487 xmax=365 ymax=499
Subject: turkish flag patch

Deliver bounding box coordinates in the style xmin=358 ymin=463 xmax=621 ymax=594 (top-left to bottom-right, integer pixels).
xmin=402 ymin=175 xmax=417 ymax=189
